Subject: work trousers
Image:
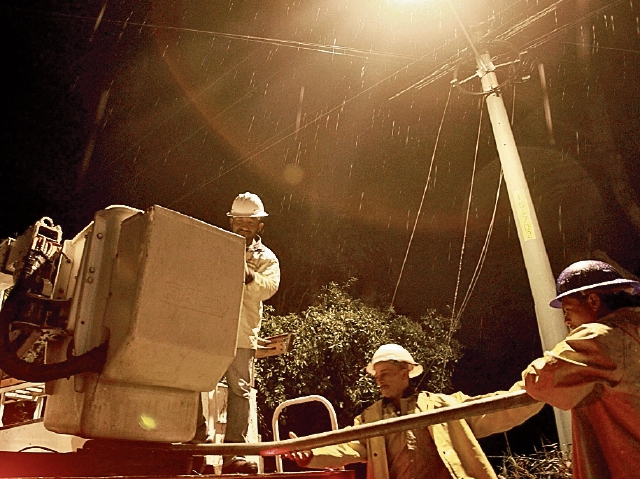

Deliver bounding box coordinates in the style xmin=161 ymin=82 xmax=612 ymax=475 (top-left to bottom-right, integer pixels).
xmin=192 ymin=347 xmax=255 ymax=451
xmin=223 ymin=347 xmax=255 ymax=447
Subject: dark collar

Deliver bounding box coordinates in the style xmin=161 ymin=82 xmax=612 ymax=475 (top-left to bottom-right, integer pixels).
xmin=382 ymin=387 xmax=417 ymax=406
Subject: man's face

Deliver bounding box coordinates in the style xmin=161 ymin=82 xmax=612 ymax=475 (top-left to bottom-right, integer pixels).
xmin=230 ymin=216 xmax=263 ymax=245
xmin=373 ymin=361 xmax=410 ymax=401
xmin=561 ymin=294 xmax=599 ymax=331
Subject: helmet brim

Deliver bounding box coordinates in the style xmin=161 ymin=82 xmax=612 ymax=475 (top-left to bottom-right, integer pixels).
xmin=366 ymin=361 xmax=424 ymax=378
xmin=226 ymin=212 xmax=269 ymax=217
xmin=549 ymin=278 xmax=640 ymax=308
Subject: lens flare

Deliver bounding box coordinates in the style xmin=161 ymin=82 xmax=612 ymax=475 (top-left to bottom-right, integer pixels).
xmin=139 ymin=414 xmax=157 ymax=431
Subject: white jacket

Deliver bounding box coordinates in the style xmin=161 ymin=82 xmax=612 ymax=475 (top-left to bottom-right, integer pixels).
xmin=237 ymin=236 xmax=280 ymax=349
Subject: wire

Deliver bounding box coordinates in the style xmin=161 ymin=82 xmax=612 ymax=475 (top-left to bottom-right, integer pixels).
xmin=439 ymin=165 xmax=503 ymax=391
xmin=124 ymin=55 xmax=300 ymax=191
xmin=451 ymin=98 xmax=484 ymax=319
xmin=455 ymin=171 xmax=503 ymax=324
xmin=498 ymin=0 xmax=627 ymax=49
xmin=2 ymin=7 xmax=421 ymax=63
xmin=28 ymin=4 xmax=437 ymax=192
xmin=390 ymin=85 xmax=453 ymax=310
xmin=444 ymin=0 xmax=490 ymax=72
xmin=495 ymin=0 xmax=567 ymax=41
xmin=167 ymin=46 xmax=455 ymax=208
xmin=561 ymin=41 xmax=640 ymax=55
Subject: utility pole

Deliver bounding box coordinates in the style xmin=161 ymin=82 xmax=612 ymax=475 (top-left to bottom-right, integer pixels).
xmin=444 ymin=0 xmax=572 ymax=448
xmin=475 ymin=51 xmax=572 ymax=447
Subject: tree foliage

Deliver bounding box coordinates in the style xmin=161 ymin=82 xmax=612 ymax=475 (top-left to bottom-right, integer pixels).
xmin=255 ymin=280 xmax=461 ymax=439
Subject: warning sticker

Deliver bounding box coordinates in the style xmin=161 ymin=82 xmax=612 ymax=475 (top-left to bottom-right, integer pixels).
xmin=513 ymin=189 xmax=536 ymax=241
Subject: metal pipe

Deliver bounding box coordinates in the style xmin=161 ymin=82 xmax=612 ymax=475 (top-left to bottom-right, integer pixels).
xmin=167 ymin=390 xmax=540 ymax=456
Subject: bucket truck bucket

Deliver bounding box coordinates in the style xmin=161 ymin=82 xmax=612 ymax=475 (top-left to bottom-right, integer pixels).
xmin=43 ymin=205 xmax=245 ymax=442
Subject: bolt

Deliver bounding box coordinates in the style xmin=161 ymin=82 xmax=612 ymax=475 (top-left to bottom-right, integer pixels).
xmin=97 ymin=232 xmax=104 ymax=239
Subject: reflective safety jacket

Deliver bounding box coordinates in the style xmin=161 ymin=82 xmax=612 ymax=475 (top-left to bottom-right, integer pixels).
xmin=237 ymin=236 xmax=280 ymax=349
xmin=524 ymin=307 xmax=640 ymax=479
xmin=308 ymin=383 xmax=543 ymax=479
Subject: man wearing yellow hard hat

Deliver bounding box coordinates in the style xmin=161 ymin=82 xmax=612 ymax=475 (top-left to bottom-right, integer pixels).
xmin=286 ymin=343 xmax=542 ymax=479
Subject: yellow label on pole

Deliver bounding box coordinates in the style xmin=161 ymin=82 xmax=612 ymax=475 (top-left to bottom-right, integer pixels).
xmin=513 ymin=189 xmax=536 ymax=241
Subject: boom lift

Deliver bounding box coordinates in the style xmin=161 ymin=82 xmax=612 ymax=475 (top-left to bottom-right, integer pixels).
xmin=0 ymin=205 xmax=329 ymax=477
xmin=0 ymin=205 xmax=536 ymax=478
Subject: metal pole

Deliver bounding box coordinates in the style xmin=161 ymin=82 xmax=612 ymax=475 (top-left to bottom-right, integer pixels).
xmin=168 ymin=390 xmax=540 ymax=456
xmin=475 ymin=51 xmax=572 ymax=448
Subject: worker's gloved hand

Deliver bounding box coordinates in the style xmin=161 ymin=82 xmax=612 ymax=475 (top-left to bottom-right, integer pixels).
xmin=283 ymin=432 xmax=313 ymax=467
xmin=256 ymin=336 xmax=275 ymax=349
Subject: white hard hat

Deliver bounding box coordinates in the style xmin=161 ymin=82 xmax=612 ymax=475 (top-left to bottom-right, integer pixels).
xmin=227 ymin=192 xmax=269 ymax=218
xmin=366 ymin=344 xmax=423 ymax=378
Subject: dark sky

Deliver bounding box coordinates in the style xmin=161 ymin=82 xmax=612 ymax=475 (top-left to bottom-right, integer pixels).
xmin=2 ymin=0 xmax=640 ymax=456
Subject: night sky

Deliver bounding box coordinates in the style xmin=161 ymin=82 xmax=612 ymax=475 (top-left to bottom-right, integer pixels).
xmin=2 ymin=0 xmax=640 ymax=457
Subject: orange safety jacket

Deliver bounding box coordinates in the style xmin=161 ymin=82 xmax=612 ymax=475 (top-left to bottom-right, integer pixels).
xmin=524 ymin=307 xmax=640 ymax=479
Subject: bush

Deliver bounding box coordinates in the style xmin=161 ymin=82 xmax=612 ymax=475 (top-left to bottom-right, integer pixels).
xmin=255 ymin=280 xmax=461 ymax=439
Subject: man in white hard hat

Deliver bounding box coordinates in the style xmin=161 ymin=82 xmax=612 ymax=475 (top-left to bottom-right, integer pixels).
xmin=285 ymin=344 xmax=542 ymax=479
xmin=199 ymin=192 xmax=280 ymax=474
xmin=523 ymin=260 xmax=640 ymax=479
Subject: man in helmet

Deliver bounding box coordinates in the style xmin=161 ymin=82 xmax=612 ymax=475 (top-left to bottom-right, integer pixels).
xmin=285 ymin=344 xmax=542 ymax=479
xmin=196 ymin=192 xmax=280 ymax=474
xmin=523 ymin=260 xmax=640 ymax=479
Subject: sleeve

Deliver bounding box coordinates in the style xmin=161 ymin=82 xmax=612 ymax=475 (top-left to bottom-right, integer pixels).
xmin=522 ymin=324 xmax=621 ymax=410
xmin=307 ymin=415 xmax=369 ymax=469
xmin=457 ymin=383 xmax=545 ymax=438
xmin=246 ymin=251 xmax=280 ymax=301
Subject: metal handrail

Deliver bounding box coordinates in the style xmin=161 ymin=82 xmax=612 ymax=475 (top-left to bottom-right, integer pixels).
xmin=272 ymin=395 xmax=341 ymax=472
xmin=168 ymin=390 xmax=539 ymax=457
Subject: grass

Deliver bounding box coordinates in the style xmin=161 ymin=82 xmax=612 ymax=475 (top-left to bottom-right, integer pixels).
xmin=495 ymin=443 xmax=572 ymax=478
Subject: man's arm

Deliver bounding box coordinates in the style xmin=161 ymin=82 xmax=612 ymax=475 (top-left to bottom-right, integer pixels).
xmin=523 ymin=323 xmax=621 ymax=410
xmin=245 ymin=253 xmax=280 ymax=301
xmin=451 ymin=382 xmax=544 ymax=438
xmin=285 ymin=417 xmax=369 ymax=470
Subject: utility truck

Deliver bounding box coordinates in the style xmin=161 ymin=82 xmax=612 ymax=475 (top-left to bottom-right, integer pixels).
xmin=0 ymin=205 xmax=534 ymax=478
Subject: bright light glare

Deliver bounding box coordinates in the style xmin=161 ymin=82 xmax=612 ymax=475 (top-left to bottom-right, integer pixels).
xmin=390 ymin=0 xmax=429 ymax=5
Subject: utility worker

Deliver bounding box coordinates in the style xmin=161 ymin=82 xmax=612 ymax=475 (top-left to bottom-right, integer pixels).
xmin=223 ymin=192 xmax=280 ymax=474
xmin=523 ymin=260 xmax=640 ymax=479
xmin=194 ymin=192 xmax=280 ymax=474
xmin=285 ymin=344 xmax=543 ymax=479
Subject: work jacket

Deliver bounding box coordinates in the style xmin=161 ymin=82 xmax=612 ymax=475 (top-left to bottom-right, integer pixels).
xmin=308 ymin=383 xmax=542 ymax=479
xmin=524 ymin=307 xmax=640 ymax=479
xmin=237 ymin=236 xmax=280 ymax=349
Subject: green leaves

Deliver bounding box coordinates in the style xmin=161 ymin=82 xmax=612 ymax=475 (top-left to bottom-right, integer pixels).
xmin=255 ymin=280 xmax=461 ymax=438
